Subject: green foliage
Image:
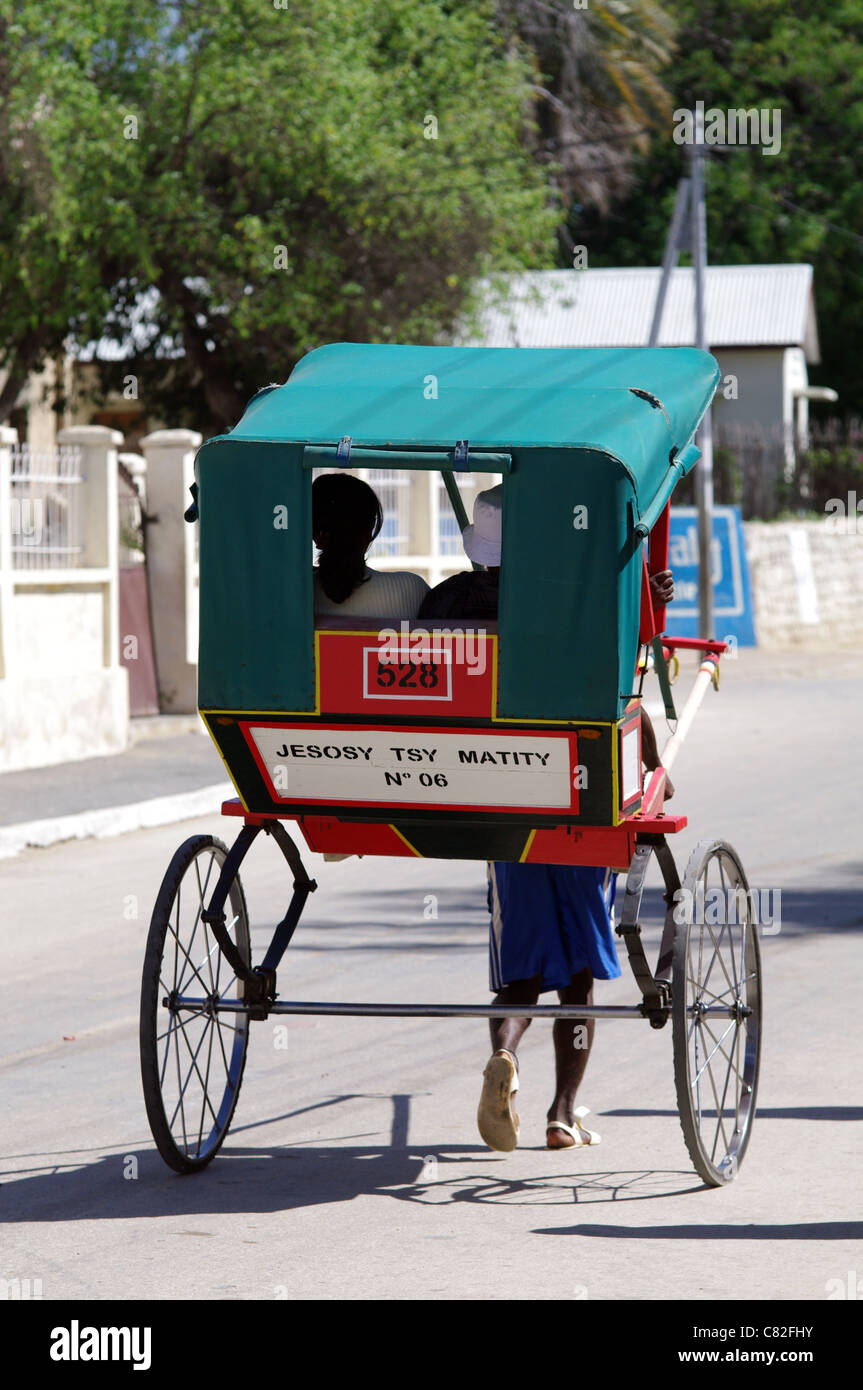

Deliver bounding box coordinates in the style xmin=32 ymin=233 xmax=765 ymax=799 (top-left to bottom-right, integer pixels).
xmin=570 ymin=0 xmax=863 ymax=413
xmin=494 ymin=1 xmax=677 ymax=219
xmin=1 ymin=0 xmax=558 ymax=433
xmin=797 ymin=440 xmax=863 ymax=512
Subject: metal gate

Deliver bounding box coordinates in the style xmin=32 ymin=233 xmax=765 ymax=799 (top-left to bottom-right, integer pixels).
xmin=118 ymin=459 xmax=159 ymax=716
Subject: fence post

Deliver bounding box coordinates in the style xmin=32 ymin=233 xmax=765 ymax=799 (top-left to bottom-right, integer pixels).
xmin=0 ymin=426 xmax=17 ymax=680
xmin=57 ymin=425 xmax=123 ymax=668
xmin=140 ymin=429 xmax=202 ymax=713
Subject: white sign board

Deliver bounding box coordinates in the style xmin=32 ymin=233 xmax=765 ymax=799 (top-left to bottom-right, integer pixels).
xmin=621 ymin=725 xmax=641 ymax=806
xmin=246 ymin=726 xmax=574 ymax=809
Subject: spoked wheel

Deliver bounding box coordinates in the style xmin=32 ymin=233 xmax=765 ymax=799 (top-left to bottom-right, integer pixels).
xmin=140 ymin=835 xmax=251 ymax=1173
xmin=672 ymin=838 xmax=762 ymax=1186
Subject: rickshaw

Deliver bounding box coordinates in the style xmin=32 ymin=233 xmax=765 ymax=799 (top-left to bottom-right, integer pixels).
xmin=139 ymin=343 xmax=762 ymax=1187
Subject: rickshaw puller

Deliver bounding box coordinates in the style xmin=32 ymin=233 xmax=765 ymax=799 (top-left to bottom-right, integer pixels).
xmin=418 ymin=485 xmax=674 ymax=1152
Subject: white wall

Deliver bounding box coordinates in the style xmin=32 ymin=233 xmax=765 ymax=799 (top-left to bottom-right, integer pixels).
xmin=0 ymin=425 xmax=129 ymax=772
xmin=711 ymin=347 xmax=792 ymax=446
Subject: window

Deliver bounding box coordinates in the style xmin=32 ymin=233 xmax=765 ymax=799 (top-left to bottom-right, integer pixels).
xmin=366 ymin=469 xmax=410 ymax=557
xmin=437 ymin=473 xmax=500 ymax=556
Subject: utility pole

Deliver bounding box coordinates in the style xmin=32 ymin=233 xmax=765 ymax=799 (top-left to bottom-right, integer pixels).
xmin=690 ymin=107 xmax=714 ymax=639
xmin=648 ymin=178 xmax=689 ymax=348
xmin=649 ymin=108 xmax=714 ymax=638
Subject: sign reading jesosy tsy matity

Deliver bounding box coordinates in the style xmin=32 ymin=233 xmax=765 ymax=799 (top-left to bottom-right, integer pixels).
xmin=243 ymin=725 xmax=576 ymax=811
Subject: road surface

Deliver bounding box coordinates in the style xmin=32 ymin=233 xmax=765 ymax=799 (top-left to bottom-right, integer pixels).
xmin=2 ymin=651 xmax=862 ymax=1300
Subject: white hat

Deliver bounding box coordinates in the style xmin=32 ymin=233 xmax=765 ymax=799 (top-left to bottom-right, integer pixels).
xmin=462 ymin=484 xmax=503 ymax=566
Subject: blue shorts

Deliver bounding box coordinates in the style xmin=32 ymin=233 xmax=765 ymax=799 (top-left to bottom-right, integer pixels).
xmin=487 ymin=862 xmax=621 ymax=993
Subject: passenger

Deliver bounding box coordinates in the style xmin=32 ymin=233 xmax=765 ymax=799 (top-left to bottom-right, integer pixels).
xmin=418 ymin=484 xmax=674 ymax=1154
xmin=313 ymin=473 xmax=429 ymax=620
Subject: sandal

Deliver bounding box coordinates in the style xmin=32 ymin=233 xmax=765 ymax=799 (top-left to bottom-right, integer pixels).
xmin=477 ymin=1049 xmax=520 ymax=1152
xmin=546 ymin=1106 xmax=602 ymax=1149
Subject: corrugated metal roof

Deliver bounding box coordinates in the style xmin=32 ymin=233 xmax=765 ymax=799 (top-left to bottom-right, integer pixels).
xmin=463 ymin=265 xmax=819 ymax=361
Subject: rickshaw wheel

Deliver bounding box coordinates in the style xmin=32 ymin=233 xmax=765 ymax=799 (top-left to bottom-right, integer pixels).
xmin=672 ymin=838 xmax=762 ymax=1187
xmin=140 ymin=835 xmax=251 ymax=1174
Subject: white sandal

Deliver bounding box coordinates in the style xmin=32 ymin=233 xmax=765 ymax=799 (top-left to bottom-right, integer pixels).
xmin=477 ymin=1049 xmax=520 ymax=1152
xmin=546 ymin=1106 xmax=602 ymax=1149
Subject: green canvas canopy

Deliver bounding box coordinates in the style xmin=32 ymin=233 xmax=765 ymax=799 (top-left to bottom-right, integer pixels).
xmin=195 ymin=343 xmax=719 ymax=720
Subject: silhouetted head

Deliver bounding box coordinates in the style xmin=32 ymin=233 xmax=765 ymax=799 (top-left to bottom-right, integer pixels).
xmin=312 ymin=473 xmax=384 ymax=604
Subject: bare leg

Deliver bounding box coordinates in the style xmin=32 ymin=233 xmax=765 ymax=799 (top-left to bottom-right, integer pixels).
xmin=547 ymin=967 xmax=594 ymax=1130
xmin=477 ymin=974 xmax=542 ymax=1151
xmin=488 ymin=973 xmax=543 ymax=1058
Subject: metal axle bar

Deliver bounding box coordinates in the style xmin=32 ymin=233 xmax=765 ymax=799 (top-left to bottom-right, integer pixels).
xmin=170 ymin=1000 xmax=680 ymax=1023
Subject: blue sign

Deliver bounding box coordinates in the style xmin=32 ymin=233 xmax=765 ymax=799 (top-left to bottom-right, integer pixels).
xmin=667 ymin=506 xmax=756 ymax=647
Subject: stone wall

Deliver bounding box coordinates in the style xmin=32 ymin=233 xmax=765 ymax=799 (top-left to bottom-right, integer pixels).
xmin=743 ymin=519 xmax=863 ymax=648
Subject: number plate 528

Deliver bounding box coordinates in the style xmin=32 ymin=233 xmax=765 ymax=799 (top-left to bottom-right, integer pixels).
xmin=362 ymin=650 xmax=452 ymax=700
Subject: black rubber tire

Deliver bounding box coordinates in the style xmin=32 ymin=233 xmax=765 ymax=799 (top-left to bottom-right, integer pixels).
xmin=672 ymin=838 xmax=762 ymax=1186
xmin=140 ymin=834 xmax=251 ymax=1174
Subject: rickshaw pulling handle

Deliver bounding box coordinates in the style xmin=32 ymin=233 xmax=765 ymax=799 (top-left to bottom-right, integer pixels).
xmin=659 ymin=649 xmax=723 ymax=774
xmin=639 ymin=637 xmax=727 ymax=816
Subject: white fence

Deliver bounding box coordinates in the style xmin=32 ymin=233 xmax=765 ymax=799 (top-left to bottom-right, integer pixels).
xmin=0 ymin=425 xmax=128 ymax=772
xmin=9 ymin=441 xmax=84 ymax=569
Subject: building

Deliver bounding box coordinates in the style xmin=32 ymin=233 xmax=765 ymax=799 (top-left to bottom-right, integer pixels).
xmin=345 ymin=264 xmax=826 ymax=575
xmin=467 ymin=264 xmax=824 ymax=451
xmin=1 ymin=264 xmax=826 ymax=589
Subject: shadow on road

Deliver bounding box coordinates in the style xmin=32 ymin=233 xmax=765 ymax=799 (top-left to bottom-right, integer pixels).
xmin=0 ymin=1147 xmax=709 ymax=1219
xmin=5 ymin=1090 xmax=858 ymax=1224
xmin=605 ymin=1107 xmax=863 ymax=1122
xmin=635 ymin=876 xmax=863 ymax=938
xmin=276 ymin=874 xmax=863 ymax=947
xmin=0 ymin=1092 xmax=704 ymax=1219
xmin=249 ymin=885 xmax=488 ymax=951
xmin=535 ymin=1222 xmax=863 ymax=1240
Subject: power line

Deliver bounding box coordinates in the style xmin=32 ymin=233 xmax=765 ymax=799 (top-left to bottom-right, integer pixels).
xmin=771 ymin=194 xmax=863 ymax=250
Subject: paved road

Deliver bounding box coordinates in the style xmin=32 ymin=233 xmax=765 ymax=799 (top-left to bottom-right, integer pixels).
xmin=2 ymin=651 xmax=862 ymax=1301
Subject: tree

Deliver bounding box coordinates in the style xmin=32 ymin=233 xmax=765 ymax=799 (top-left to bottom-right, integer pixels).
xmin=569 ymin=0 xmax=863 ymax=413
xmin=1 ymin=0 xmax=559 ymax=434
xmin=496 ymin=0 xmax=676 ymax=219
xmin=0 ymin=2 xmax=130 ymax=420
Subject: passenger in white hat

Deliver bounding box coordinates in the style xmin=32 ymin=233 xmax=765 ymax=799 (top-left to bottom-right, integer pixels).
xmin=462 ymin=484 xmax=503 ymax=567
xmin=418 ymin=485 xmax=502 ymax=621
